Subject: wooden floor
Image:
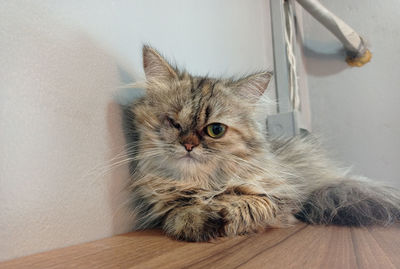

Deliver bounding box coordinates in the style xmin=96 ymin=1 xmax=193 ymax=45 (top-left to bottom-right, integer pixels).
xmin=1 ymin=224 xmax=400 ymax=269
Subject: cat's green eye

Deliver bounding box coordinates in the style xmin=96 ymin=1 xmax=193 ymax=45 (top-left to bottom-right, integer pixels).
xmin=205 ymin=123 xmax=227 ymax=139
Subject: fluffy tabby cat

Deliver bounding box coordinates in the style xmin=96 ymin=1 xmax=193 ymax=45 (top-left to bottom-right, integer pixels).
xmin=125 ymin=45 xmax=400 ymax=241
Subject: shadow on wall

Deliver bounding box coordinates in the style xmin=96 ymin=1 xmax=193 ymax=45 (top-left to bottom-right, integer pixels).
xmin=302 ymin=40 xmax=349 ymax=76
xmin=109 ymin=68 xmax=146 ymax=231
xmin=106 ymin=101 xmax=136 ymax=235
xmin=0 ymin=1 xmax=140 ymax=260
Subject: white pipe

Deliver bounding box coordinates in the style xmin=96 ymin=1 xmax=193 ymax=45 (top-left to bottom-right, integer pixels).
xmin=296 ymin=0 xmax=368 ymax=58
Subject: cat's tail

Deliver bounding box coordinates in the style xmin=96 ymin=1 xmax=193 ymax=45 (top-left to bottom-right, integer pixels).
xmin=295 ymin=176 xmax=400 ymax=226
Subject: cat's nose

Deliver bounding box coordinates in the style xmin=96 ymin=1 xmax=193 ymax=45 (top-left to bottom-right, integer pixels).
xmin=180 ymin=134 xmax=200 ymax=152
xmin=183 ymin=143 xmax=194 ymax=152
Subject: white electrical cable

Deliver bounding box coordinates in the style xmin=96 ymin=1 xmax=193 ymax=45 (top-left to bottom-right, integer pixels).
xmin=284 ymin=0 xmax=300 ymax=111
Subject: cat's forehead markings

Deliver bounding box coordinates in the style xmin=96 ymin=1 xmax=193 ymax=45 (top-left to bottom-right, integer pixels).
xmin=192 ymin=80 xmax=216 ymax=120
xmin=178 ymin=105 xmax=193 ymax=120
xmin=204 ymin=105 xmax=211 ymax=124
xmin=174 ymin=78 xmax=223 ymax=127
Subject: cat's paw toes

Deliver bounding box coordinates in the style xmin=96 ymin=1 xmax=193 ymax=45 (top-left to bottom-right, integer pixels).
xmin=218 ymin=207 xmax=263 ymax=236
xmin=217 ymin=207 xmax=237 ymax=235
xmin=164 ymin=207 xmax=226 ymax=242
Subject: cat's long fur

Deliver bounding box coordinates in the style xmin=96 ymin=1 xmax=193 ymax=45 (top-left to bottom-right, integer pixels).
xmin=126 ymin=46 xmax=400 ymax=241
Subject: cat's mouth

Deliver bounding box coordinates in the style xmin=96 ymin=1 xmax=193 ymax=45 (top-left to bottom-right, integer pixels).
xmin=175 ymin=151 xmax=209 ymax=165
xmin=179 ymin=153 xmax=197 ymax=162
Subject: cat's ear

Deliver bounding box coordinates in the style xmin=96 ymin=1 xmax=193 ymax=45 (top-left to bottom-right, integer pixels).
xmin=234 ymin=71 xmax=273 ymax=102
xmin=142 ymin=45 xmax=178 ymax=81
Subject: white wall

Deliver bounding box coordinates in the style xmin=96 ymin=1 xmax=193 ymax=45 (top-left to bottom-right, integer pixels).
xmin=302 ymin=1 xmax=400 ymax=186
xmin=0 ymin=0 xmax=274 ymax=261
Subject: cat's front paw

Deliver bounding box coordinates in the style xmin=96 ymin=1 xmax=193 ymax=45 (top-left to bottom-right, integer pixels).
xmin=163 ymin=206 xmax=226 ymax=242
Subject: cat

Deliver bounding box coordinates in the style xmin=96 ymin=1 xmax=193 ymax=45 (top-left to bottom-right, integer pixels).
xmin=125 ymin=45 xmax=400 ymax=242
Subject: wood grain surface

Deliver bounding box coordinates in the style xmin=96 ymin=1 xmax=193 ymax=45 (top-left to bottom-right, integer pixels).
xmin=1 ymin=224 xmax=400 ymax=269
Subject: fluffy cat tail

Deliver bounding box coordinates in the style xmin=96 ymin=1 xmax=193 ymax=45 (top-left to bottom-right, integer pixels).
xmin=295 ymin=177 xmax=400 ymax=226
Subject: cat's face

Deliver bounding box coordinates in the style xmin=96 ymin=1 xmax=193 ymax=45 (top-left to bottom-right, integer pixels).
xmin=131 ymin=46 xmax=272 ymax=179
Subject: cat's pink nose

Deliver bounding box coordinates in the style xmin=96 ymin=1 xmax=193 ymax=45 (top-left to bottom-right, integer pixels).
xmin=184 ymin=143 xmax=194 ymax=152
xmin=180 ymin=134 xmax=200 ymax=152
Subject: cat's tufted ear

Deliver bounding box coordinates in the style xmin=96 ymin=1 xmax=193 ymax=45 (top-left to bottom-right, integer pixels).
xmin=234 ymin=71 xmax=273 ymax=102
xmin=142 ymin=45 xmax=178 ymax=81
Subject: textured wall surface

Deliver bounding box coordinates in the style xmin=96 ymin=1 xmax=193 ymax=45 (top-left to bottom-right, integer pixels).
xmin=0 ymin=0 xmax=274 ymax=261
xmin=302 ymin=0 xmax=400 ymax=186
